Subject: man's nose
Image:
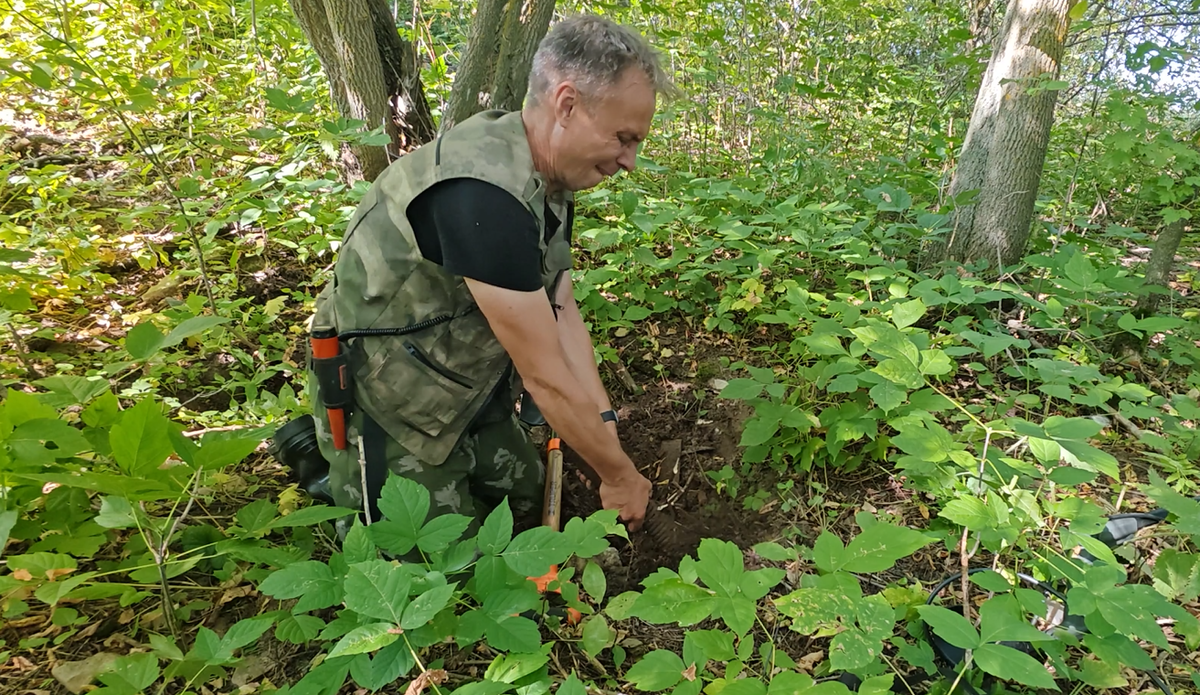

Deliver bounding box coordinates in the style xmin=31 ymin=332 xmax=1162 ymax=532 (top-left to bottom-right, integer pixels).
xmin=617 ymin=144 xmax=638 ymax=172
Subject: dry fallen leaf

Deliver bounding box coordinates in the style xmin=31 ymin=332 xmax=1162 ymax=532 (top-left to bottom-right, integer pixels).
xmin=12 ymin=569 xmax=33 ymax=581
xmin=403 ymin=669 xmax=448 ymax=695
xmin=680 ymin=665 xmax=697 ymax=682
xmin=798 ymin=651 xmax=824 ymax=673
xmin=51 ymin=652 xmax=121 ymax=694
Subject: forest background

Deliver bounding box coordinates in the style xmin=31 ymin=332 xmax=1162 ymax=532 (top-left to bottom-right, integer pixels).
xmin=2 ymin=0 xmax=1200 ymax=694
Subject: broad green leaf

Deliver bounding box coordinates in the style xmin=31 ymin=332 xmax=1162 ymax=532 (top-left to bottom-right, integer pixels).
xmin=624 ymin=650 xmax=684 ymax=691
xmin=375 ymin=476 xmax=430 ymax=555
xmin=1028 ymin=437 xmax=1061 ymax=464
xmin=868 ymin=380 xmax=907 ymax=412
xmin=236 ymin=499 xmax=278 ymax=535
xmin=918 ymin=350 xmax=953 ymax=376
xmin=630 ymin=578 xmax=716 ymax=625
xmin=939 ymin=497 xmax=991 ymax=531
xmin=969 ymin=571 xmax=1013 ymax=594
xmin=719 ymin=378 xmax=764 ymax=400
xmin=695 ymin=538 xmax=743 ymax=597
xmin=343 ymin=520 xmax=376 ymax=565
xmin=891 ymin=422 xmax=953 ymax=463
xmin=502 ymin=526 xmax=576 ymax=577
xmin=221 ymin=616 xmax=275 ymax=653
xmin=0 ymin=509 xmax=17 ymax=552
xmin=1081 ymin=634 xmax=1155 ymax=671
xmin=582 ymin=560 xmax=607 ymax=602
xmin=276 ymin=614 xmax=325 ymax=643
xmin=916 ymin=605 xmax=979 ymax=650
xmin=125 ymin=322 xmax=167 ymax=360
xmin=978 ymin=594 xmax=1056 ymax=644
xmin=485 ymin=651 xmax=549 ymax=684
xmin=890 ymin=299 xmax=925 ymax=329
xmin=96 ymin=652 xmax=160 ymax=693
xmin=328 ymin=623 xmax=399 ymax=658
xmin=872 ymin=357 xmax=923 ymax=389
xmin=267 ymin=504 xmax=357 ymax=530
xmin=187 ymin=431 xmax=267 ymax=470
xmin=81 ymin=391 xmax=121 ymax=428
xmin=485 ymin=615 xmax=542 ymax=653
xmin=740 ymin=416 xmax=781 ymax=447
xmin=1068 ymin=0 xmax=1088 ymax=20
xmin=9 ymin=419 xmax=90 ymax=464
xmin=751 ymin=542 xmax=797 ymax=562
xmin=838 ymin=522 xmax=935 ymax=573
xmin=558 ymin=673 xmax=587 ymax=695
xmin=802 ymin=333 xmax=847 ymax=356
xmin=258 ymin=560 xmax=342 ymax=613
xmin=1076 ymin=658 xmax=1126 ymax=688
xmin=974 ymin=643 xmax=1058 ymax=690
xmin=162 ymin=315 xmax=231 ymax=348
xmin=349 ymin=638 xmax=416 ymax=690
xmin=449 ymin=682 xmax=514 ymax=695
xmin=418 ymin=514 xmax=473 ymax=553
xmin=581 ymin=614 xmax=612 ymax=656
xmin=95 ymin=496 xmax=137 ymax=529
xmin=478 ymin=498 xmax=513 ymax=555
xmin=7 ymin=551 xmax=77 ymax=580
xmin=719 ymin=679 xmax=767 ymax=695
xmin=1142 ymin=470 xmax=1200 ymax=536
xmin=401 ymin=583 xmax=456 ymax=629
xmin=1043 ymin=415 xmax=1103 ymax=441
xmin=345 ymin=559 xmax=411 ymax=624
xmin=1063 ymin=252 xmax=1098 ymax=288
xmin=715 ymin=595 xmax=756 ymax=635
xmin=109 ymin=399 xmax=175 ymax=476
xmin=34 ymin=376 xmax=110 ymax=408
xmin=811 ymin=531 xmax=844 ymax=574
xmin=740 ymin=567 xmax=786 ymax=602
xmin=1152 ymin=548 xmax=1200 ymax=602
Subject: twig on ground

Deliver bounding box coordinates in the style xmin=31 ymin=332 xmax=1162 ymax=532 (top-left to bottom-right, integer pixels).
xmin=182 ymin=424 xmax=257 ymax=438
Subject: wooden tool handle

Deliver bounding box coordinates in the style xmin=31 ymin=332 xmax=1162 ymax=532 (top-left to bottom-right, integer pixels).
xmin=543 ymin=438 xmax=563 ymax=532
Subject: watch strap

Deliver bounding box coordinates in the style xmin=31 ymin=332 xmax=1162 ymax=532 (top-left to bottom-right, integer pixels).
xmin=600 ymin=409 xmax=618 ymax=424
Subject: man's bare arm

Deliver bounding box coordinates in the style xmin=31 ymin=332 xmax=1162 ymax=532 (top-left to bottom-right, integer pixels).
xmin=553 ymin=273 xmax=615 ymax=432
xmin=464 ymin=277 xmax=649 ymax=527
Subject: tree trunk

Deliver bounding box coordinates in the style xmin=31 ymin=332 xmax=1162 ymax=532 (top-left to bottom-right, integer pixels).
xmin=1111 ymin=216 xmax=1188 ymax=358
xmin=492 ymin=0 xmax=558 ymax=112
xmin=287 ymin=0 xmax=436 ymax=182
xmin=943 ymin=0 xmax=1073 ymax=269
xmin=442 ymin=0 xmax=557 ymax=133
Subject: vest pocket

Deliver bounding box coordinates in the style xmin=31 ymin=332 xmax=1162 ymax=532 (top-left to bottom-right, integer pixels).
xmin=359 ymin=339 xmax=475 ymax=438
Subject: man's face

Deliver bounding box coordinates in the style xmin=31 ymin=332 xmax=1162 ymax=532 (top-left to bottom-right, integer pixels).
xmin=548 ymin=67 xmax=657 ymax=192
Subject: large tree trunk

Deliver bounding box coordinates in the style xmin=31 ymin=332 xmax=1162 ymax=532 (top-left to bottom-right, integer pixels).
xmin=287 ymin=0 xmax=436 ymax=182
xmin=441 ymin=0 xmax=557 ymax=133
xmin=943 ymin=0 xmax=1073 ymax=269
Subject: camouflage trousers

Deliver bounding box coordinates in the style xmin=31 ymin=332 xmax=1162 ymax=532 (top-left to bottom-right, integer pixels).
xmin=313 ymin=383 xmax=546 ymax=540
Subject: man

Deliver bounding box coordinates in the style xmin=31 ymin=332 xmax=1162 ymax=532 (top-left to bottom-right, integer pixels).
xmin=303 ymin=14 xmax=679 ymax=540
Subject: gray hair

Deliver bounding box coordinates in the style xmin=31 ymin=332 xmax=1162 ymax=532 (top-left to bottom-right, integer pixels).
xmin=527 ymin=14 xmax=682 ymax=106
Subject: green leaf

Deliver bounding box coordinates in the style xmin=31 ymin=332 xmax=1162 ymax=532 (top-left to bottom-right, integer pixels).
xmin=96 ymin=652 xmax=160 ymax=693
xmin=582 ymin=560 xmax=607 ymax=602
xmin=162 ymin=315 xmax=231 ymax=348
xmin=558 ymin=673 xmax=588 ymax=695
xmin=375 ymin=476 xmax=430 ymax=555
xmin=802 ymin=333 xmax=847 ymax=356
xmin=1028 ymin=437 xmax=1061 ymax=464
xmin=343 ymin=520 xmax=376 ymax=565
xmin=978 ymin=594 xmax=1056 ymax=644
xmin=345 ymin=559 xmax=411 ymax=625
xmin=401 ymin=583 xmax=456 ymax=629
xmin=485 ymin=615 xmax=542 ymax=653
xmin=919 ymin=350 xmax=954 ymax=376
xmin=0 ymin=509 xmax=17 ymax=550
xmin=695 ymin=538 xmax=743 ymax=597
xmin=221 ymin=616 xmax=275 ymax=653
xmin=236 ymin=499 xmax=278 ymax=535
xmin=719 ymin=378 xmax=764 ymax=400
xmin=187 ymin=431 xmax=267 ymax=470
xmin=811 ymin=531 xmax=844 ymax=574
xmin=751 ymin=542 xmax=797 ymax=562
xmin=34 ymin=376 xmax=110 ymax=408
xmin=276 ymin=614 xmax=325 ymax=644
xmin=1043 ymin=415 xmax=1103 ymax=441
xmin=478 ymin=498 xmax=513 ymax=555
xmin=95 ymin=496 xmax=137 ymax=529
xmin=418 ymin=514 xmax=473 ymax=553
xmin=125 ymin=322 xmax=167 ymax=360
xmin=868 ymin=380 xmax=907 ymax=412
xmin=739 ymin=416 xmax=781 ymax=447
xmin=1068 ymin=0 xmax=1088 ymax=20
xmin=624 ymin=305 xmax=653 ymax=321
xmin=916 ymin=605 xmax=979 ymax=650
xmin=109 ymin=399 xmax=175 ymax=476
xmin=872 ymin=357 xmax=923 ymax=389
xmin=581 ymin=614 xmax=612 ymax=657
xmin=625 ymin=649 xmax=684 ymax=691
xmin=974 ymin=643 xmax=1058 ymax=690
xmin=267 ymin=505 xmax=357 ymax=530
xmin=350 ymin=638 xmax=417 ymax=690
xmin=328 ymin=623 xmax=399 ymax=658
xmin=258 ymin=560 xmax=343 ymax=613
xmin=1142 ymin=470 xmax=1200 ymax=536
xmin=7 ymin=552 xmax=77 ymax=580
xmin=838 ymin=522 xmax=934 ymax=573
xmin=630 ymin=578 xmax=716 ymax=625
xmin=502 ymin=526 xmax=575 ymax=577
xmin=1064 ymin=252 xmax=1098 ymax=287
xmin=939 ymin=497 xmax=992 ymax=531
xmin=891 ymin=299 xmax=926 ymax=329
xmin=1152 ymin=548 xmax=1200 ymax=602
xmin=969 ymin=571 xmax=1013 ymax=594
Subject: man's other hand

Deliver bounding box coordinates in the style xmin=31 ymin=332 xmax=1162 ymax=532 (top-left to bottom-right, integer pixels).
xmin=600 ymin=471 xmax=652 ymax=531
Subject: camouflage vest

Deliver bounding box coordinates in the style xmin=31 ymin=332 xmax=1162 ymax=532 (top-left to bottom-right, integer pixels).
xmin=309 ymin=110 xmax=574 ymax=465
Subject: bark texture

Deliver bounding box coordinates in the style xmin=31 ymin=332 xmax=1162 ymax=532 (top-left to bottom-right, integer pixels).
xmin=442 ymin=0 xmax=557 ymax=133
xmin=1111 ymin=216 xmax=1188 ymax=357
xmin=944 ymin=0 xmax=1073 ymax=269
xmin=287 ymin=0 xmax=436 ymax=182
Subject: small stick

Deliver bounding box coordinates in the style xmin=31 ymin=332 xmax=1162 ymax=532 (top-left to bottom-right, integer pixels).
xmin=358 ymin=434 xmax=372 ymax=525
xmin=608 ymin=358 xmax=642 ymax=395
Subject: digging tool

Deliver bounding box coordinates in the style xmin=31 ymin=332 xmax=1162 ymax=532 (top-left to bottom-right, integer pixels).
xmin=529 ymin=435 xmax=581 ymax=625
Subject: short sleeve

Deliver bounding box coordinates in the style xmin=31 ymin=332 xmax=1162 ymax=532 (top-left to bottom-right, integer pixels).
xmin=406 ymin=178 xmax=544 ymax=292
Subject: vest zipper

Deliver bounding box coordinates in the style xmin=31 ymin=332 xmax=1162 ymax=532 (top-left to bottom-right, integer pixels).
xmin=404 ymin=341 xmax=474 ymax=390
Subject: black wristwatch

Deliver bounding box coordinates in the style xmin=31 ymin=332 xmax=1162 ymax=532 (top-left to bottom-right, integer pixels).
xmin=600 ymin=409 xmax=618 ymax=424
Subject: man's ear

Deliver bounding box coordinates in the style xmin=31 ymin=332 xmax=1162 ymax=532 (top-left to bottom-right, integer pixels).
xmin=552 ymin=81 xmax=579 ymax=125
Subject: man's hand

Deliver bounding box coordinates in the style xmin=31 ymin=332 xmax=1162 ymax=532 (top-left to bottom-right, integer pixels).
xmin=600 ymin=471 xmax=652 ymax=531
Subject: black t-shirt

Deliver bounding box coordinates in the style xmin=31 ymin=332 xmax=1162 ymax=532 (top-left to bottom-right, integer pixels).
xmin=405 ymin=178 xmax=562 ymax=292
